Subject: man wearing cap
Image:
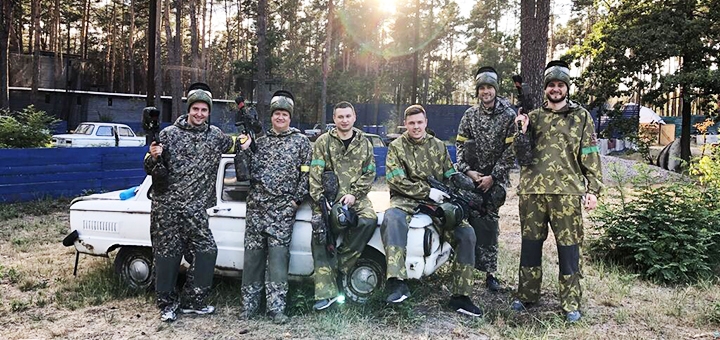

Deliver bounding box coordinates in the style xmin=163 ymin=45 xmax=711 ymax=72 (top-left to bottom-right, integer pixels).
xmin=512 ymin=60 xmax=603 ymax=322
xmin=308 ymin=101 xmax=377 ymax=311
xmin=144 ymin=85 xmax=236 ymax=322
xmin=382 ymin=104 xmax=483 ymax=317
xmin=237 ymin=90 xmax=311 ymax=324
xmin=455 ymin=66 xmax=517 ymax=292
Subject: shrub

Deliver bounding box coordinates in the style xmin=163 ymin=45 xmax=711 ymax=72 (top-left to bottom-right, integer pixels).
xmin=589 ymin=182 xmax=720 ymax=284
xmin=0 ymin=105 xmax=59 ymax=148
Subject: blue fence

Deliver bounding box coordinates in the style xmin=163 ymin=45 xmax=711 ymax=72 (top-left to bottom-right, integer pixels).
xmin=0 ymin=147 xmax=147 ymax=202
xmin=0 ymin=144 xmax=459 ymax=203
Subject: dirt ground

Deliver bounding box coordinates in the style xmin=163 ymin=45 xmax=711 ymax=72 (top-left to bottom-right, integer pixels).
xmin=1 ymin=159 xmax=720 ymax=339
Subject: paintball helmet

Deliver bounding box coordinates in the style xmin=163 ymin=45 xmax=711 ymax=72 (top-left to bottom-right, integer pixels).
xmin=329 ymin=203 xmax=358 ymax=234
xmin=544 ymin=60 xmax=571 ymax=89
xmin=474 ymin=66 xmax=499 ymax=93
xmin=438 ymin=202 xmax=466 ymax=230
xmin=142 ymin=106 xmax=160 ymax=131
xmin=270 ymin=90 xmax=295 ymax=117
xmin=187 ymin=83 xmax=213 ymax=113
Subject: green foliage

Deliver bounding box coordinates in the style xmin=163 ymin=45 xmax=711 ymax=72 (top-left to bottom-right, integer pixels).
xmin=690 ymin=144 xmax=720 ymax=188
xmin=590 ymin=181 xmax=720 ymax=284
xmin=0 ymin=105 xmax=59 ymax=148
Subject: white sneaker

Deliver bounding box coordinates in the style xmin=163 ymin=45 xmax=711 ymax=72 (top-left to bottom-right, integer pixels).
xmin=181 ymin=305 xmax=215 ymax=315
xmin=160 ymin=308 xmax=177 ymax=322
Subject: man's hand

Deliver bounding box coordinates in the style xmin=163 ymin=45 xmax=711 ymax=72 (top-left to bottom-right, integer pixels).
xmin=466 ymin=170 xmax=482 ymax=183
xmin=515 ymin=113 xmax=529 ymax=134
xmin=340 ymin=194 xmax=356 ymax=207
xmin=429 ymin=188 xmax=449 ymax=203
xmin=238 ymin=134 xmax=252 ymax=150
xmin=150 ymin=141 xmax=163 ymax=160
xmin=477 ymin=175 xmax=494 ymax=192
xmin=584 ymin=193 xmax=598 ymax=211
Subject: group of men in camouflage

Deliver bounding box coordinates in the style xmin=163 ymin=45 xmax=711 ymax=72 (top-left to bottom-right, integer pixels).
xmin=144 ymin=58 xmax=602 ymax=324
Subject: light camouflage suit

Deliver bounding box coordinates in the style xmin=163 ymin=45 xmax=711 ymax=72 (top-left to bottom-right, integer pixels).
xmin=382 ymin=132 xmax=476 ymax=297
xmin=513 ymin=100 xmax=603 ymax=312
xmin=239 ymin=127 xmax=311 ymax=317
xmin=143 ymin=115 xmax=234 ymax=311
xmin=455 ymin=97 xmax=517 ymax=273
xmin=309 ymin=128 xmax=378 ymax=300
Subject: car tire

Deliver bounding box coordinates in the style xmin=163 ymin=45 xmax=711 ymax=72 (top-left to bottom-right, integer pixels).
xmin=114 ymin=247 xmax=154 ymax=291
xmin=341 ymin=248 xmax=386 ymax=304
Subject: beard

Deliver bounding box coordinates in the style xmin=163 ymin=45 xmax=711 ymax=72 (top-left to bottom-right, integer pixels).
xmin=546 ymin=92 xmax=567 ymax=104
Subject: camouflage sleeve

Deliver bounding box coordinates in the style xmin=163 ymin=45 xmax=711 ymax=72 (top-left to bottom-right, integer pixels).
xmin=454 ymin=111 xmax=473 ymax=174
xmin=440 ymin=142 xmax=457 ymax=183
xmin=309 ymin=135 xmax=327 ymax=204
xmin=349 ymin=138 xmax=376 ymax=199
xmin=579 ymin=111 xmax=604 ymax=196
xmin=221 ymin=134 xmax=235 ymax=154
xmin=514 ymin=111 xmax=535 ymax=166
xmin=294 ymin=136 xmax=312 ymax=203
xmin=386 ymin=142 xmax=430 ymax=199
xmin=490 ymin=111 xmax=518 ymax=182
xmin=143 ymin=128 xmax=168 ymax=175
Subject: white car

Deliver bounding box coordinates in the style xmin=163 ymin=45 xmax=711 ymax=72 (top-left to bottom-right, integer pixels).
xmin=52 ymin=122 xmax=146 ymax=147
xmin=63 ymin=155 xmax=452 ymax=302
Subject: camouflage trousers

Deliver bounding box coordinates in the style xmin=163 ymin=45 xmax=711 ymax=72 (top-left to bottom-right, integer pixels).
xmin=381 ymin=207 xmax=476 ymax=297
xmin=516 ymin=194 xmax=584 ymax=312
xmin=241 ymin=200 xmax=296 ymax=317
xmin=468 ymin=212 xmax=499 ymax=273
xmin=312 ymin=207 xmax=377 ymax=300
xmin=150 ymin=204 xmax=218 ymax=310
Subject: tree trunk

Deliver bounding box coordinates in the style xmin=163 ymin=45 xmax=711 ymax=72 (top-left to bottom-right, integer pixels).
xmin=679 ymin=85 xmax=691 ymax=165
xmin=520 ymin=0 xmax=550 ymax=108
xmin=189 ymin=0 xmax=201 ymax=80
xmin=318 ymin=0 xmax=333 ymax=129
xmin=147 ymin=0 xmax=158 ymax=106
xmin=153 ymin=0 xmax=162 ymax=106
xmin=256 ymin=0 xmax=268 ymax=121
xmin=164 ymin=0 xmax=183 ymax=120
xmin=81 ymin=0 xmax=90 ymax=59
xmin=410 ymin=0 xmax=420 ymax=104
xmin=129 ymin=0 xmax=135 ymax=93
xmin=0 ymin=0 xmax=14 ymax=109
xmin=31 ymin=0 xmax=39 ymax=100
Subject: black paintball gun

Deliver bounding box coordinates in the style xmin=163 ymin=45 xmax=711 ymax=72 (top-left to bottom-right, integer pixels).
xmin=233 ymin=95 xmax=263 ymax=182
xmin=427 ymin=173 xmax=485 ymax=218
xmin=141 ymin=106 xmax=168 ymax=193
xmin=511 ymin=75 xmax=535 ymax=166
xmin=314 ymin=171 xmax=340 ymax=257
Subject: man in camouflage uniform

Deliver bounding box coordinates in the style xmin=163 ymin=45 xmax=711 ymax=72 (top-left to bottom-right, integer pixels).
xmin=144 ymin=86 xmax=235 ymax=322
xmin=309 ymin=101 xmax=377 ymax=311
xmin=237 ymin=90 xmax=311 ymax=324
xmin=455 ymin=66 xmax=517 ymax=292
xmin=382 ymin=104 xmax=483 ymax=317
xmin=512 ymin=60 xmax=603 ymax=322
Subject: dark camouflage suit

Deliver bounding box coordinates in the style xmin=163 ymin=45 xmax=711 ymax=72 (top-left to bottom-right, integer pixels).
xmin=143 ymin=115 xmax=234 ymax=311
xmin=240 ymin=127 xmax=311 ymax=318
xmin=382 ymin=132 xmax=476 ymax=297
xmin=309 ymin=128 xmax=378 ymax=300
xmin=455 ymin=97 xmax=517 ymax=273
xmin=513 ymin=100 xmax=603 ymax=312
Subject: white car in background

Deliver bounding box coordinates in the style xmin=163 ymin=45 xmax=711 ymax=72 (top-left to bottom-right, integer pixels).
xmin=52 ymin=122 xmax=146 ymax=147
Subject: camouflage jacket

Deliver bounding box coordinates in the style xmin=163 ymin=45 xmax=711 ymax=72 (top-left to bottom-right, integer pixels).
xmin=514 ymin=100 xmax=603 ymax=196
xmin=309 ymin=128 xmax=376 ymax=210
xmin=143 ymin=115 xmax=234 ymax=210
xmin=455 ymin=97 xmax=517 ymax=185
xmin=242 ymin=127 xmax=311 ymax=205
xmin=386 ymin=132 xmax=456 ymax=214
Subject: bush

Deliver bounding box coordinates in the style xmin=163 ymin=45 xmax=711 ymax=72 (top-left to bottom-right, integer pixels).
xmin=589 ymin=182 xmax=720 ymax=284
xmin=0 ymin=105 xmax=59 ymax=148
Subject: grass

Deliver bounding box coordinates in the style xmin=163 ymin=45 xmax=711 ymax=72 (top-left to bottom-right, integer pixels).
xmin=1 ymin=196 xmax=720 ymax=339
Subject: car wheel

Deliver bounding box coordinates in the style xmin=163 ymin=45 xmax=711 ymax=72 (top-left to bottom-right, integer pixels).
xmin=341 ymin=248 xmax=385 ymax=303
xmin=114 ymin=247 xmax=154 ymax=291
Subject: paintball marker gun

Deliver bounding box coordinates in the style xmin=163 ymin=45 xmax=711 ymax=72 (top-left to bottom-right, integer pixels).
xmin=141 ymin=106 xmax=169 ymax=193
xmin=314 ymin=171 xmax=340 ymax=257
xmin=233 ymin=96 xmax=263 ymax=182
xmin=512 ymin=75 xmax=533 ymax=131
xmin=427 ymin=174 xmax=486 ymax=218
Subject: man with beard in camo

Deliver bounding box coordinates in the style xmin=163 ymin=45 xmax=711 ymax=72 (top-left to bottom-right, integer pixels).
xmin=511 ymin=60 xmax=603 ymax=323
xmin=309 ymin=101 xmax=377 ymax=311
xmin=455 ymin=66 xmax=517 ymax=292
xmin=382 ymin=104 xmax=483 ymax=317
xmin=237 ymin=90 xmax=312 ymax=324
xmin=144 ymin=86 xmax=235 ymax=322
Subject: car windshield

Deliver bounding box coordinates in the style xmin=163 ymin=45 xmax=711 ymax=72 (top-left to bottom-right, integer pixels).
xmin=74 ymin=124 xmax=94 ymax=135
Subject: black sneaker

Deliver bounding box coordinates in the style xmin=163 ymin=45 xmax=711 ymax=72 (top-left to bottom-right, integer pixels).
xmin=449 ymin=295 xmax=483 ymax=317
xmin=510 ymin=299 xmax=527 ymax=311
xmin=385 ymin=278 xmax=410 ymax=303
xmin=485 ymin=275 xmax=502 ymax=292
xmin=160 ymin=306 xmax=178 ymax=322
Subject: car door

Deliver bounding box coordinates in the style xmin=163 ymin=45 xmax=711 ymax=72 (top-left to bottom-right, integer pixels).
xmin=207 ymin=159 xmax=248 ymax=270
